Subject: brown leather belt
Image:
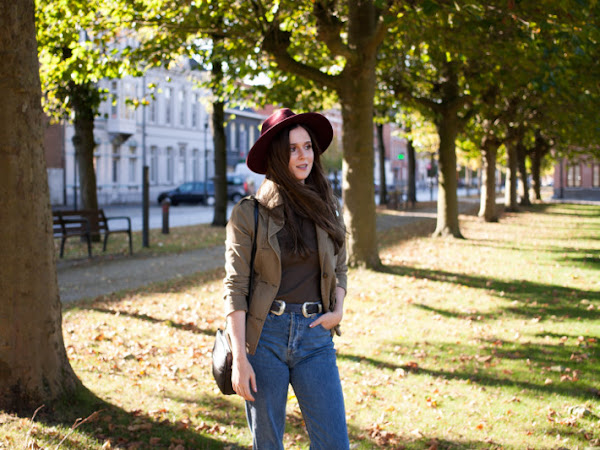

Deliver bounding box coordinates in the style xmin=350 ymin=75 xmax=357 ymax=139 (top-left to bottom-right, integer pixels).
xmin=270 ymin=300 xmax=323 ymax=318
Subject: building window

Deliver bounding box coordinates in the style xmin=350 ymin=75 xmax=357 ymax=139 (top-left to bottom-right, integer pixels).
xmin=567 ymin=163 xmax=582 ymax=187
xmin=122 ymin=82 xmax=135 ymax=120
xmin=165 ymin=87 xmax=172 ymax=125
xmin=150 ymin=146 xmax=158 ymax=184
xmin=179 ymin=90 xmax=186 ymax=126
xmin=166 ymin=147 xmax=174 ymax=183
xmin=178 ymin=147 xmax=186 ymax=182
xmin=112 ymin=145 xmax=120 ymax=184
xmin=191 ymin=94 xmax=198 ymax=128
xmin=192 ymin=149 xmax=200 ymax=180
xmin=249 ymin=125 xmax=255 ymax=148
xmin=149 ymin=97 xmax=157 ymax=123
xmin=239 ymin=124 xmax=248 ymax=156
xmin=230 ymin=123 xmax=237 ymax=151
xmin=128 ymin=146 xmax=137 ymax=183
xmin=593 ymin=163 xmax=600 ymax=188
xmin=110 ymin=81 xmax=118 ymax=118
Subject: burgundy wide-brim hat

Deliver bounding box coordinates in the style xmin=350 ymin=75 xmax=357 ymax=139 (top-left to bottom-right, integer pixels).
xmin=246 ymin=108 xmax=333 ymax=174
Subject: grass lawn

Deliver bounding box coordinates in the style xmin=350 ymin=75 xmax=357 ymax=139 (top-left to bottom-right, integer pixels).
xmin=2 ymin=203 xmax=599 ymax=449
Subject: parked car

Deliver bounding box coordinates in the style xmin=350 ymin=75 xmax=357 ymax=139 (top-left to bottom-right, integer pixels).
xmin=157 ymin=181 xmax=215 ymax=206
xmin=227 ymin=174 xmax=250 ymax=203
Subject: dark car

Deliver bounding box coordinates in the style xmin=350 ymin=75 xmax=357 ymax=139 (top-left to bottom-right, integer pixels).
xmin=157 ymin=181 xmax=215 ymax=206
xmin=227 ymin=174 xmax=250 ymax=203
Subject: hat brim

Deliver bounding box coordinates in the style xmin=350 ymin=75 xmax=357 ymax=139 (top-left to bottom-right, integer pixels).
xmin=246 ymin=112 xmax=333 ymax=175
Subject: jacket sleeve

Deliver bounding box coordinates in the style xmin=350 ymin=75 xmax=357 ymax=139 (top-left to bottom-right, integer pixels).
xmin=223 ymin=200 xmax=256 ymax=316
xmin=335 ymin=210 xmax=348 ymax=293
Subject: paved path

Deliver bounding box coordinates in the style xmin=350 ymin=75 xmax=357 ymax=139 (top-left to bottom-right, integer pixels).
xmin=58 ymin=201 xmax=479 ymax=303
xmin=57 ymin=245 xmax=226 ymax=303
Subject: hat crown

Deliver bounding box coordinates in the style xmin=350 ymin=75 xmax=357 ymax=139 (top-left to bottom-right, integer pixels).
xmin=261 ymin=108 xmax=296 ymax=136
xmin=247 ymin=108 xmax=332 ymax=175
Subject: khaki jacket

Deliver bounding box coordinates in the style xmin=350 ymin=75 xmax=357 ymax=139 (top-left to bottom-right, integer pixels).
xmin=223 ymin=179 xmax=348 ymax=355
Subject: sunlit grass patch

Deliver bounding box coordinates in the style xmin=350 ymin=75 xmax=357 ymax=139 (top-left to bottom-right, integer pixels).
xmin=3 ymin=203 xmax=599 ymax=449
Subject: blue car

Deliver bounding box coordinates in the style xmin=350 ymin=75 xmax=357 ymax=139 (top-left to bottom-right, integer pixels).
xmin=157 ymin=181 xmax=215 ymax=206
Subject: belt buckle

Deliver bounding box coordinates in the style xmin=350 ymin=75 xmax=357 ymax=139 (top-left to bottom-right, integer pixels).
xmin=302 ymin=302 xmax=322 ymax=318
xmin=271 ymin=300 xmax=285 ymax=316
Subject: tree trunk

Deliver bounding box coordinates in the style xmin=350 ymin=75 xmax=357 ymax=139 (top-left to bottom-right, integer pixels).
xmin=376 ymin=122 xmax=387 ymax=205
xmin=433 ymin=109 xmax=463 ymax=238
xmin=406 ymin=137 xmax=417 ymax=207
xmin=211 ymin=101 xmax=227 ymax=226
xmin=504 ymin=140 xmax=519 ymax=212
xmin=478 ymin=137 xmax=499 ymax=222
xmin=263 ymin=0 xmax=382 ymax=268
xmin=339 ymin=66 xmax=380 ymax=268
xmin=211 ymin=55 xmax=227 ymax=227
xmin=71 ymin=84 xmax=99 ymax=213
xmin=516 ymin=139 xmax=531 ymax=206
xmin=71 ymin=84 xmax=100 ymax=239
xmin=0 ymin=0 xmax=80 ymax=412
xmin=530 ymin=152 xmax=542 ymax=201
xmin=531 ymin=131 xmax=549 ymax=201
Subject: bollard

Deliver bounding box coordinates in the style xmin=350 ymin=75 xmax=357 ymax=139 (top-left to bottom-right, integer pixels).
xmin=387 ymin=190 xmax=398 ymax=210
xmin=161 ymin=198 xmax=171 ymax=234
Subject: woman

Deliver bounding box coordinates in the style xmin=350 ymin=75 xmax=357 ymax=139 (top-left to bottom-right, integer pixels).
xmin=223 ymin=108 xmax=349 ymax=449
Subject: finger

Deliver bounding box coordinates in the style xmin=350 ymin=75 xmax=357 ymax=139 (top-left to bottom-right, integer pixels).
xmin=238 ymin=386 xmax=251 ymax=401
xmin=309 ymin=316 xmax=323 ymax=328
xmin=242 ymin=383 xmax=255 ymax=402
xmin=250 ymin=373 xmax=258 ymax=393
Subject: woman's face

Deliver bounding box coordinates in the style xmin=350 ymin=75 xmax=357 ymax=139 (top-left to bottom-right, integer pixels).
xmin=288 ymin=126 xmax=314 ymax=183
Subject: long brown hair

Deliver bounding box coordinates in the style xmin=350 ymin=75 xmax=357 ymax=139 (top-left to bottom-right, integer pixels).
xmin=266 ymin=124 xmax=345 ymax=255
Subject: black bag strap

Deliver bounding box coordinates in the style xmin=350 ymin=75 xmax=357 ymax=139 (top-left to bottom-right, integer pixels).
xmin=247 ymin=198 xmax=259 ymax=306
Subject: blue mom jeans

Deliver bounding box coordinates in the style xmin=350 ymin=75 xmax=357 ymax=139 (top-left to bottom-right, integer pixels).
xmin=246 ymin=311 xmax=349 ymax=450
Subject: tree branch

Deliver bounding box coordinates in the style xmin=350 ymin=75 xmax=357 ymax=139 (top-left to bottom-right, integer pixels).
xmin=262 ymin=22 xmax=340 ymax=90
xmin=363 ymin=12 xmax=390 ymax=56
xmin=249 ymin=0 xmax=269 ymax=34
xmin=394 ymin=79 xmax=443 ymax=114
xmin=414 ymin=95 xmax=443 ymax=114
xmin=313 ymin=1 xmax=354 ymax=61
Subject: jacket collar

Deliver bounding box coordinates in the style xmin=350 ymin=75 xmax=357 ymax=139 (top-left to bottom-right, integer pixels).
xmin=255 ymin=178 xmax=285 ymax=209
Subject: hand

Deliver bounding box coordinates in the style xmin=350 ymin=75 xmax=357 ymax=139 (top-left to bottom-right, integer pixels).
xmin=309 ymin=310 xmax=343 ymax=330
xmin=232 ymin=355 xmax=257 ymax=401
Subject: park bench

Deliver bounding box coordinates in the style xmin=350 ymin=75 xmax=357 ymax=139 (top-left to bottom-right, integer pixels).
xmin=53 ymin=209 xmax=133 ymax=257
xmin=53 ymin=211 xmax=92 ymax=258
xmin=387 ymin=189 xmax=406 ymax=210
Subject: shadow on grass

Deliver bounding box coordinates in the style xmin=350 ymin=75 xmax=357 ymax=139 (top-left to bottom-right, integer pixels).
xmin=30 ymin=385 xmax=238 ymax=449
xmin=534 ymin=203 xmax=600 ymax=216
xmin=81 ymin=306 xmax=218 ymax=337
xmin=462 ymin=237 xmax=600 ymax=254
xmin=339 ymin=332 xmax=599 ymax=402
xmin=569 ymin=254 xmax=600 ymax=268
xmin=176 ymin=392 xmax=513 ymax=449
xmin=378 ymin=264 xmax=600 ymax=322
xmin=165 ymin=391 xmax=403 ymax=450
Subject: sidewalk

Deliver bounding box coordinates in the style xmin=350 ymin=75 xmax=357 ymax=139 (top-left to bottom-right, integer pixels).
xmin=57 ymin=201 xmax=479 ymax=304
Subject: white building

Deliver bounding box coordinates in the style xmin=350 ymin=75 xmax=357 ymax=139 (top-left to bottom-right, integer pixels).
xmin=53 ymin=61 xmax=215 ymax=206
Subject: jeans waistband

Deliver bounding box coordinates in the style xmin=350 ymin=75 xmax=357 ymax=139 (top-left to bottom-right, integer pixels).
xmin=270 ymin=300 xmax=323 ymax=318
